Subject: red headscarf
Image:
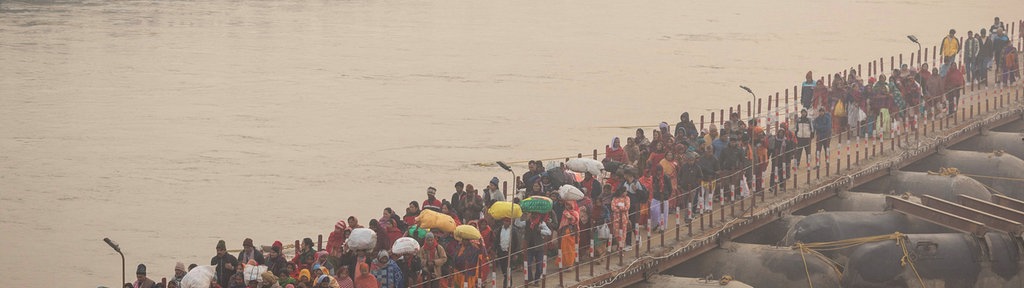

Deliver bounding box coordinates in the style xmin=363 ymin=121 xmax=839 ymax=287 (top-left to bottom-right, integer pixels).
xmin=327 ymin=220 xmax=348 ymax=254
xmin=354 ymin=263 xmax=378 ymax=288
xmin=560 ymin=200 xmax=580 ymax=230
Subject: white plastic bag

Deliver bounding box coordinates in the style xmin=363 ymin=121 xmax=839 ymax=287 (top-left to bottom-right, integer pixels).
xmin=740 ymin=176 xmax=752 ymax=198
xmin=180 ymin=265 xmax=216 ymax=288
xmin=346 ymin=228 xmax=378 ymax=251
xmin=558 ymin=185 xmax=585 ymax=201
xmin=597 ymin=223 xmax=612 ymax=240
xmin=565 ymin=158 xmax=604 ymax=176
xmin=391 ymin=237 xmax=420 ymax=255
xmin=539 ymin=222 xmax=552 ymax=237
xmin=243 ymin=265 xmax=268 ymax=283
xmin=514 ymin=218 xmax=527 ymax=228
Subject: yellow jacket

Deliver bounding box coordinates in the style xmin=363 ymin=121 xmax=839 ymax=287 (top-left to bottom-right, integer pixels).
xmin=941 ymin=36 xmax=960 ymax=57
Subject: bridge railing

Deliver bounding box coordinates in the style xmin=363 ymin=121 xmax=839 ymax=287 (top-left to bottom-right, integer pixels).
xmin=257 ymin=19 xmax=1024 ymax=288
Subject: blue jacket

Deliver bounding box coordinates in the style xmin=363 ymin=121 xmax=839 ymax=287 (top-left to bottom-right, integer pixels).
xmin=372 ymin=259 xmax=405 ymax=288
xmin=813 ymin=113 xmax=832 ymax=141
xmin=712 ymin=138 xmax=728 ymax=159
xmin=801 ymin=81 xmax=815 ymax=108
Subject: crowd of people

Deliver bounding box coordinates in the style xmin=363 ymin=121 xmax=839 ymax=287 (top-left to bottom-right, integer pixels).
xmin=962 ymin=17 xmax=1021 ymax=87
xmin=127 ymin=18 xmax=1021 ymax=288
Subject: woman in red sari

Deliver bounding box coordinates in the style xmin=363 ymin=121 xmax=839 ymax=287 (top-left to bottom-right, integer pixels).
xmin=605 ymin=137 xmax=629 ymax=163
xmin=326 ymin=220 xmax=348 ymax=255
xmin=559 ymin=199 xmax=580 ymax=267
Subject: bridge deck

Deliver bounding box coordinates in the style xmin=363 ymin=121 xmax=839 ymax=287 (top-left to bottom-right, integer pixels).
xmin=514 ymin=82 xmax=1024 ymax=288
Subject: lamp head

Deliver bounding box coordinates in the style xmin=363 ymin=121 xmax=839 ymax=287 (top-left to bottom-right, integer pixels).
xmin=739 ymin=85 xmax=753 ymax=95
xmin=907 ymin=35 xmax=919 ymax=44
xmin=104 ymin=238 xmax=121 ymax=253
xmin=496 ymin=161 xmax=512 ymax=172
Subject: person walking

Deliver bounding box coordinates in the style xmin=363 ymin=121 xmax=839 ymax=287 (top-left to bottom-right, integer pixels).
xmin=212 ymin=240 xmax=239 ymax=288
xmin=169 ymin=262 xmax=186 ymax=288
xmin=675 ymin=112 xmax=698 ymax=139
xmin=355 ymin=263 xmax=380 ymax=288
xmin=649 ymin=165 xmax=671 ymax=232
xmin=523 ymin=213 xmax=550 ymax=286
xmin=620 ymin=169 xmax=646 ymax=248
xmin=1001 ymin=44 xmax=1019 ymax=85
xmin=327 ymin=221 xmax=349 ymax=255
xmin=977 ymin=29 xmax=993 ymax=86
xmin=964 ymin=30 xmax=980 ymax=83
xmin=812 ymin=107 xmax=832 ymax=157
xmin=609 ymin=187 xmax=631 ymax=251
xmin=418 ymin=233 xmax=448 ymax=288
xmin=491 ymin=219 xmax=516 ymax=288
xmin=940 ymin=29 xmax=961 ymax=75
xmin=371 ymin=251 xmax=405 ymax=288
xmin=423 ymin=187 xmax=442 ymax=212
xmin=293 ymin=238 xmax=316 ymax=273
xmin=990 ymin=17 xmax=1004 ymax=35
xmin=676 ymin=151 xmax=700 ymax=216
xmin=606 ymin=137 xmax=629 ymax=163
xmin=993 ymin=28 xmax=1011 ymax=84
xmin=558 ymin=199 xmax=579 ymax=268
xmin=793 ymin=109 xmax=814 ymax=167
xmin=768 ymin=127 xmax=796 ymax=192
xmin=461 ymin=185 xmax=485 ymax=222
xmin=801 ymin=71 xmax=815 ymax=109
xmin=266 ymin=241 xmax=290 ymax=277
xmin=483 ymin=177 xmax=504 ymax=205
xmin=133 ymin=264 xmax=157 ymax=288
xmin=451 ymin=182 xmax=467 ymax=222
xmin=238 ymin=238 xmax=265 ymax=265
xmin=945 ymin=62 xmax=965 ymax=115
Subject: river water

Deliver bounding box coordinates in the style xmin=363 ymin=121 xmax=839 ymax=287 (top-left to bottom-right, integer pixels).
xmin=0 ymin=0 xmax=1018 ymax=285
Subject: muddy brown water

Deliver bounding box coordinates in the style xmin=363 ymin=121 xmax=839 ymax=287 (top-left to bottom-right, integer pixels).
xmin=0 ymin=0 xmax=1019 ymax=285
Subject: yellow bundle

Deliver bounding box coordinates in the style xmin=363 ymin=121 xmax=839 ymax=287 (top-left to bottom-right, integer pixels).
xmin=487 ymin=201 xmax=523 ymax=219
xmin=453 ymin=225 xmax=482 ymax=241
xmin=416 ymin=209 xmax=457 ymax=233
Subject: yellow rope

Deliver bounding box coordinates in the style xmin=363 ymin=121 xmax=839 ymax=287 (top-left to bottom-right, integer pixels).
xmin=793 ymin=232 xmax=927 ymax=288
xmin=795 ymin=243 xmax=845 ymax=288
xmin=926 ymin=167 xmax=960 ymax=177
xmin=897 ymin=234 xmax=927 ymax=288
xmin=719 ymin=275 xmax=733 ymax=285
xmin=927 ymin=167 xmax=1024 ymax=182
xmin=797 ymin=234 xmax=896 ymax=251
xmin=796 ymin=243 xmax=815 ymax=288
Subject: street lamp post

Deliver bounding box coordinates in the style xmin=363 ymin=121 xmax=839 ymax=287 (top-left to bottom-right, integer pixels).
xmin=739 ymin=85 xmax=757 ymax=121
xmin=104 ymin=238 xmax=125 ymax=287
xmin=908 ymin=35 xmax=922 ymax=65
xmin=907 ymin=35 xmax=922 ymax=51
xmin=494 ymin=160 xmax=517 ymax=288
xmin=496 ymin=161 xmax=516 ymax=200
xmin=739 ymin=85 xmax=759 ymax=195
xmin=739 ymin=85 xmax=756 ymax=101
